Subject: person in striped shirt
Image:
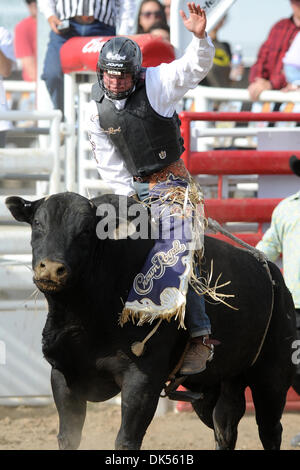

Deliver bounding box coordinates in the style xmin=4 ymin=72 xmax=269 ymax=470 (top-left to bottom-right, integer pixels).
xmin=38 ymin=0 xmax=137 ymax=115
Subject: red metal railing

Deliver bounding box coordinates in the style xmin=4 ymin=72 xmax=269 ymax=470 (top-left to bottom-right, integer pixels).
xmin=179 ymin=112 xmax=300 ymax=246
xmin=177 ymin=112 xmax=300 ymax=411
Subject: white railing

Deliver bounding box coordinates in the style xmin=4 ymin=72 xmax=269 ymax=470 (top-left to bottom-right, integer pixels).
xmin=3 ymin=80 xmax=35 ymax=93
xmin=0 ymin=110 xmax=62 ymax=195
xmin=185 ymin=85 xmax=300 ymax=110
xmin=185 ymin=86 xmax=300 ymax=147
xmin=0 ymin=108 xmax=63 ymax=298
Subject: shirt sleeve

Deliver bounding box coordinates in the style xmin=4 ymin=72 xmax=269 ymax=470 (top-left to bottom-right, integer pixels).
xmin=256 ymin=206 xmax=282 ymax=262
xmin=0 ymin=28 xmax=16 ymax=64
xmin=145 ymin=35 xmax=215 ymax=117
xmin=38 ymin=0 xmax=57 ymax=19
xmin=249 ymin=21 xmax=288 ymax=89
xmin=249 ymin=30 xmax=271 ymax=84
xmin=115 ymin=0 xmax=137 ymax=35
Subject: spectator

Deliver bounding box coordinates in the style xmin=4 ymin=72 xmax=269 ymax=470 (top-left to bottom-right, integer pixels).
xmin=248 ymin=0 xmax=300 ymax=101
xmin=256 ymin=154 xmax=300 ymax=447
xmin=201 ymin=15 xmax=232 ymax=88
xmin=282 ymin=31 xmax=300 ymax=91
xmin=0 ymin=27 xmax=16 ymax=148
xmin=149 ymin=21 xmax=170 ymax=42
xmin=87 ymin=5 xmax=215 ymax=375
xmin=14 ymin=0 xmax=37 ymax=82
xmin=38 ymin=0 xmax=137 ymax=115
xmin=136 ymin=0 xmax=168 ymax=34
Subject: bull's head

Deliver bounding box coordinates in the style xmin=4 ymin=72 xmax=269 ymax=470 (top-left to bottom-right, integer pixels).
xmin=6 ymin=193 xmax=98 ymax=294
xmin=6 ymin=192 xmax=152 ymax=296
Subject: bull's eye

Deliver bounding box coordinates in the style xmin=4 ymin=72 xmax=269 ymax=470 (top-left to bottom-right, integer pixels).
xmin=33 ymin=219 xmax=44 ymax=233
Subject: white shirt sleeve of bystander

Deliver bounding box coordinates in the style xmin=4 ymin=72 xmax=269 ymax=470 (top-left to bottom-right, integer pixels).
xmin=37 ymin=0 xmax=57 ymax=19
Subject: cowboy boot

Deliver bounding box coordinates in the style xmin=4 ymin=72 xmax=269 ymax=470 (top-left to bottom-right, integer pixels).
xmin=180 ymin=335 xmax=214 ymax=375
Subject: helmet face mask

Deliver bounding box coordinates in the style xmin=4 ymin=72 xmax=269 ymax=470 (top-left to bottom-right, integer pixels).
xmin=97 ymin=37 xmax=143 ymax=100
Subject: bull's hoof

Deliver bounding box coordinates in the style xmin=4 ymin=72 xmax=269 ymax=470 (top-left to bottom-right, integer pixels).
xmin=166 ymin=389 xmax=204 ymax=402
xmin=58 ymin=434 xmax=80 ymax=450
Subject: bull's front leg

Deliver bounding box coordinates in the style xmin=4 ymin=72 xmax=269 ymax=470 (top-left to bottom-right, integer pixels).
xmin=51 ymin=368 xmax=87 ymax=450
xmin=115 ymin=366 xmax=164 ymax=450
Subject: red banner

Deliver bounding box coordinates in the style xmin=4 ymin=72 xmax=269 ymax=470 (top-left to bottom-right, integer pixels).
xmin=60 ymin=34 xmax=176 ymax=74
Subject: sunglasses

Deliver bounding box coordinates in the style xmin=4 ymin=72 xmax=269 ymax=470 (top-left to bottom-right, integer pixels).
xmin=140 ymin=11 xmax=163 ymax=18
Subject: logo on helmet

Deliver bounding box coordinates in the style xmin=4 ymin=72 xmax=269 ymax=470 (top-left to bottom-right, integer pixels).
xmin=106 ymin=63 xmax=124 ymax=68
xmin=106 ymin=52 xmax=126 ymax=60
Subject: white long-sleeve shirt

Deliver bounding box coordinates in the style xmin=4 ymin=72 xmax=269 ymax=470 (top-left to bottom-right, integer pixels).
xmin=86 ymin=35 xmax=214 ymax=196
xmin=38 ymin=0 xmax=137 ymax=34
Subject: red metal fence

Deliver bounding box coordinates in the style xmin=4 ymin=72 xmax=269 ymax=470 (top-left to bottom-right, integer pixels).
xmin=179 ymin=111 xmax=300 ymax=246
xmin=177 ymin=111 xmax=300 ymax=412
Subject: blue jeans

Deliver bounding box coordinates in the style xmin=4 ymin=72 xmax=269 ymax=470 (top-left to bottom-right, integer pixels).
xmin=185 ymin=266 xmax=211 ymax=337
xmin=133 ymin=181 xmax=211 ymax=338
xmin=42 ymin=20 xmax=115 ymax=114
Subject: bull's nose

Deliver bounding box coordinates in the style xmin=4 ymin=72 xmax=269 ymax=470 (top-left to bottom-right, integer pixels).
xmin=35 ymin=259 xmax=68 ymax=283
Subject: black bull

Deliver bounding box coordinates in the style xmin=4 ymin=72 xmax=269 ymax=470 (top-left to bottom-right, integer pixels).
xmin=6 ymin=192 xmax=297 ymax=450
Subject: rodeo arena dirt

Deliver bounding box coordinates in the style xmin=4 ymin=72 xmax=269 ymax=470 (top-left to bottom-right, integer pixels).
xmin=0 ymin=399 xmax=299 ymax=450
xmin=1 ymin=0 xmax=300 ymax=453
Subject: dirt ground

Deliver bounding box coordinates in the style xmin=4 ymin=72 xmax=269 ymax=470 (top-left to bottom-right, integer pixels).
xmin=0 ymin=400 xmax=299 ymax=451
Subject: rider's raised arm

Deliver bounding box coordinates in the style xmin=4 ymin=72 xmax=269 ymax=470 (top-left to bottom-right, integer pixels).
xmin=145 ymin=3 xmax=215 ymax=117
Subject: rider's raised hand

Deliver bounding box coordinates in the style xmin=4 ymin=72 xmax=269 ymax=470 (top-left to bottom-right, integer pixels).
xmin=180 ymin=3 xmax=207 ymax=39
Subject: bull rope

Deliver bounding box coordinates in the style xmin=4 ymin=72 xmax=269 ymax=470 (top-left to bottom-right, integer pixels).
xmin=207 ymin=217 xmax=275 ymax=366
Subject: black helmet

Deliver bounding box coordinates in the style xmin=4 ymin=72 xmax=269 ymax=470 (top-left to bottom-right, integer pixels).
xmin=97 ymin=37 xmax=143 ymax=100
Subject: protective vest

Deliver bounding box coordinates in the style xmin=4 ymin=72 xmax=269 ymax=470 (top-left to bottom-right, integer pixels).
xmin=91 ymin=76 xmax=184 ymax=177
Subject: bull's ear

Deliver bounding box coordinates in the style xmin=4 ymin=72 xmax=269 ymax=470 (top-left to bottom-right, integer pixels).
xmin=5 ymin=196 xmax=39 ymax=224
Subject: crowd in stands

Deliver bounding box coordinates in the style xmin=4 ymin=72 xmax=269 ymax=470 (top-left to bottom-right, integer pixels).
xmin=2 ymin=0 xmax=300 ymax=113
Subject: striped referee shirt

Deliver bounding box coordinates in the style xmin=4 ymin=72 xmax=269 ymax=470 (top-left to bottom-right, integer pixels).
xmin=38 ymin=0 xmax=137 ymax=34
